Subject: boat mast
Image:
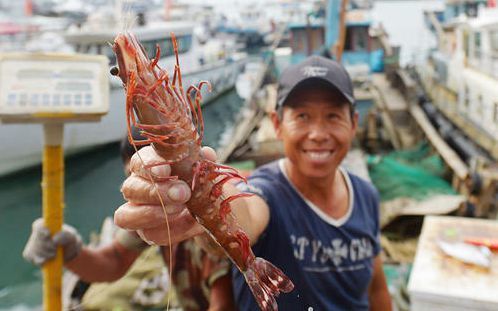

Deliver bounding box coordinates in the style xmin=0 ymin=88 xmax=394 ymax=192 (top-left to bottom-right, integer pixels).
xmin=24 ymin=0 xmax=33 ymax=17
xmin=325 ymin=0 xmax=349 ymax=61
xmin=337 ymin=0 xmax=349 ymax=62
xmin=165 ymin=0 xmax=172 ymax=20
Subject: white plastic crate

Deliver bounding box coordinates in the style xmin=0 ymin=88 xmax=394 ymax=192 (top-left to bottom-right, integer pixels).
xmin=408 ymin=216 xmax=498 ymax=311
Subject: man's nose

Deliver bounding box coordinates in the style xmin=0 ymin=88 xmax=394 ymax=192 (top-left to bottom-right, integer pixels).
xmin=308 ymin=122 xmax=329 ymax=141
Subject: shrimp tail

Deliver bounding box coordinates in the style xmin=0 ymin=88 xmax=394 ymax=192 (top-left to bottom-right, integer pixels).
xmin=244 ymin=257 xmax=294 ymax=311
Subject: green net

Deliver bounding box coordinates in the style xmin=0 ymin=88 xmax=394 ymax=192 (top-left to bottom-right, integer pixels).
xmin=367 ymin=143 xmax=456 ymax=202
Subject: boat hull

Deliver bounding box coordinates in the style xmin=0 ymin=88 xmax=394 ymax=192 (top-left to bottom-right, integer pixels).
xmin=417 ymin=60 xmax=498 ymax=160
xmin=0 ymin=57 xmax=247 ymax=176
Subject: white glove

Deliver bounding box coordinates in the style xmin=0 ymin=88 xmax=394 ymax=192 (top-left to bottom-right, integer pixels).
xmin=23 ymin=218 xmax=83 ymax=266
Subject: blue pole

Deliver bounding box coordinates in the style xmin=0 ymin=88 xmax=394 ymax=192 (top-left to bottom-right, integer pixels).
xmin=326 ymin=0 xmax=340 ymax=50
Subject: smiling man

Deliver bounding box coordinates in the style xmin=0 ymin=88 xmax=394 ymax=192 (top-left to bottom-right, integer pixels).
xmin=231 ymin=55 xmax=392 ymax=310
xmin=115 ymin=55 xmax=391 ymax=310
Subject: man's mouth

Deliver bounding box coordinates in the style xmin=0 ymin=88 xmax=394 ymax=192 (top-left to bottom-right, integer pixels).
xmin=304 ymin=150 xmax=332 ymax=161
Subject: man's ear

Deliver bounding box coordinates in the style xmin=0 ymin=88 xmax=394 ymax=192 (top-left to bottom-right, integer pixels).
xmin=270 ymin=111 xmax=282 ymax=139
xmin=351 ymin=111 xmax=359 ymax=135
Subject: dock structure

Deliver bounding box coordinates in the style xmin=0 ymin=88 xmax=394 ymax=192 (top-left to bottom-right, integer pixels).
xmin=373 ymin=67 xmax=498 ymax=218
xmin=373 ymin=72 xmax=471 ymax=181
xmin=372 ymin=70 xmax=470 ymax=185
xmin=372 ymin=73 xmax=418 ymax=150
xmin=220 ymin=83 xmax=283 ymax=166
xmin=218 ymin=26 xmax=286 ymax=164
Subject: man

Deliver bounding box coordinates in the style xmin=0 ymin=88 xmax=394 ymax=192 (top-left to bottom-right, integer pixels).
xmin=115 ymin=56 xmax=391 ymax=310
xmin=23 ymin=129 xmax=235 ymax=311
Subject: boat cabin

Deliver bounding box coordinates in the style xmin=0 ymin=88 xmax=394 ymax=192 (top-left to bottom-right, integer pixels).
xmin=456 ymin=13 xmax=498 ymax=137
xmin=287 ymin=8 xmax=385 ymax=74
xmin=458 ymin=12 xmax=498 ymax=79
xmin=444 ymin=0 xmax=488 ymax=21
xmin=343 ymin=10 xmax=384 ymax=73
xmin=420 ymin=4 xmax=498 ymax=160
xmin=287 ymin=20 xmax=325 ymax=62
xmin=63 ymin=22 xmax=194 ymax=65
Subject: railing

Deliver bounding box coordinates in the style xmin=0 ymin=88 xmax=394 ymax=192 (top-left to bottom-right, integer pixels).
xmin=468 ymin=51 xmax=498 ymax=79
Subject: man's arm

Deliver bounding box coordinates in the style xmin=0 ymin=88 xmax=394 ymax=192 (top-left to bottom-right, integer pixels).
xmin=23 ymin=219 xmax=144 ymax=283
xmin=65 ymin=240 xmax=142 ymax=283
xmin=222 ymin=182 xmax=270 ymax=245
xmin=368 ymin=255 xmax=392 ymax=311
xmin=208 ymin=273 xmax=237 ymax=311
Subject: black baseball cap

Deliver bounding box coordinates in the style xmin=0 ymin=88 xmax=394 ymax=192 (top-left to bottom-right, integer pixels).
xmin=276 ymin=55 xmax=355 ymax=109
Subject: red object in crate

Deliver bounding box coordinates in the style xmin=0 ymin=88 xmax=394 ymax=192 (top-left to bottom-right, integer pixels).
xmin=465 ymin=237 xmax=498 ymax=251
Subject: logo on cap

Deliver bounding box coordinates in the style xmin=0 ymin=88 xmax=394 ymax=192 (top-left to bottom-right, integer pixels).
xmin=302 ymin=66 xmax=328 ymax=77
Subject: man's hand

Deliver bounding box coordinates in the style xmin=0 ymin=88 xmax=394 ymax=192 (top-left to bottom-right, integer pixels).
xmin=114 ymin=146 xmax=217 ymax=245
xmin=23 ymin=218 xmax=83 ymax=266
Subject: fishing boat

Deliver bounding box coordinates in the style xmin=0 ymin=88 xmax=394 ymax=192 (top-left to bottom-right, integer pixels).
xmin=419 ymin=0 xmax=498 ymax=163
xmin=0 ymin=10 xmax=249 ymax=176
xmin=411 ymin=0 xmax=498 ymax=223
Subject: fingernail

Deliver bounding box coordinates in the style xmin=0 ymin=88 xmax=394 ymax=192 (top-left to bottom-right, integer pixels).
xmin=167 ymin=184 xmax=188 ymax=202
xmin=150 ymin=165 xmax=168 ymax=176
xmin=137 ymin=230 xmax=154 ymax=245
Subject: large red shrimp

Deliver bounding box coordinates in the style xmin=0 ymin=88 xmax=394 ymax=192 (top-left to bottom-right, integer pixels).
xmin=112 ymin=32 xmax=293 ymax=310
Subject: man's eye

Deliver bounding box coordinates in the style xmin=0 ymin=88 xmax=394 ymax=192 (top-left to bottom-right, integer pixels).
xmin=297 ymin=113 xmax=308 ymax=120
xmin=327 ymin=113 xmax=339 ymax=120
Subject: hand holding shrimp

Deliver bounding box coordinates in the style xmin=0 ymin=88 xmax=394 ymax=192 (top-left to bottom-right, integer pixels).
xmin=115 ymin=145 xmax=211 ymax=245
xmin=112 ymin=32 xmax=293 ymax=310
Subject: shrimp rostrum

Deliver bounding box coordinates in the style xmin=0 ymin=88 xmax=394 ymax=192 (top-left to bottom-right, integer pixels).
xmin=112 ymin=32 xmax=294 ymax=311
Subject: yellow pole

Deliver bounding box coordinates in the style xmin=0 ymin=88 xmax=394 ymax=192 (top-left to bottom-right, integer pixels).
xmin=42 ymin=123 xmax=64 ymax=311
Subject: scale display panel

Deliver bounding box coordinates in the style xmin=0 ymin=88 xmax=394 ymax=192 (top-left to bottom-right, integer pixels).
xmin=0 ymin=53 xmax=109 ymax=122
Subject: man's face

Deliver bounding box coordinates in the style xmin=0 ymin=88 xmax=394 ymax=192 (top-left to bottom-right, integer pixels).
xmin=272 ymin=85 xmax=358 ymax=180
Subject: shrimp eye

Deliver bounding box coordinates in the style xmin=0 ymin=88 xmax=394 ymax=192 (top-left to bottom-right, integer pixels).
xmin=110 ymin=66 xmax=119 ymax=76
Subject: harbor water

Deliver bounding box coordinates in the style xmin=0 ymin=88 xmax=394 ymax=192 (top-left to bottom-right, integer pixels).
xmin=0 ymin=89 xmax=244 ymax=310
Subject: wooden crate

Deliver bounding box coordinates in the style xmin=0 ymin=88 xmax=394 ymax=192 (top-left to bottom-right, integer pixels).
xmin=408 ymin=216 xmax=498 ymax=310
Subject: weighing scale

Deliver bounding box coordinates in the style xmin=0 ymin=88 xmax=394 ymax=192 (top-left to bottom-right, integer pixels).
xmin=0 ymin=52 xmax=109 ymax=311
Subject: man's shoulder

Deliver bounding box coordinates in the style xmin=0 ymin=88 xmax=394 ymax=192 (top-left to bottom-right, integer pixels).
xmin=238 ymin=160 xmax=283 ymax=198
xmin=344 ymin=170 xmax=379 ymax=200
xmin=250 ymin=160 xmax=281 ymax=179
xmin=246 ymin=160 xmax=284 ymax=187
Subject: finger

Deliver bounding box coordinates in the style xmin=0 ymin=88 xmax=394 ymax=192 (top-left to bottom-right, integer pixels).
xmin=38 ymin=226 xmax=52 ymax=240
xmin=23 ymin=238 xmax=56 ymax=266
xmin=121 ymin=175 xmax=191 ymax=205
xmin=53 ymin=231 xmax=75 ymax=246
xmin=129 ymin=146 xmax=172 ymax=179
xmin=33 ymin=252 xmax=54 ymax=266
xmin=137 ymin=212 xmax=204 ymax=245
xmin=114 ymin=202 xmax=187 ymax=230
xmin=32 ymin=219 xmax=53 ymax=243
xmin=32 ymin=218 xmax=45 ymax=229
xmin=33 ymin=218 xmax=51 ymax=237
xmin=201 ymin=146 xmax=217 ymax=162
xmin=37 ymin=244 xmax=57 ymax=260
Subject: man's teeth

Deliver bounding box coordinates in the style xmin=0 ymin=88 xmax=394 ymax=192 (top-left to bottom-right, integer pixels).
xmin=306 ymin=151 xmax=331 ymax=160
